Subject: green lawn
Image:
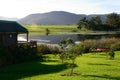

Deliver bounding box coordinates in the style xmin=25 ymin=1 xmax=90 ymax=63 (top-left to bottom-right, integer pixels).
xmin=0 ymin=52 xmax=120 ymax=80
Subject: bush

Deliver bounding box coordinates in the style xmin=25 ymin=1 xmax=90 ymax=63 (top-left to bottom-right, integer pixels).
xmin=48 ymin=45 xmax=62 ymax=54
xmin=72 ymin=30 xmax=77 ymax=32
xmin=99 ymin=38 xmax=119 ymax=49
xmin=15 ymin=43 xmax=38 ymax=62
xmin=0 ymin=43 xmax=41 ymax=66
xmin=82 ymin=39 xmax=97 ymax=53
xmin=110 ymin=42 xmax=120 ymax=51
xmin=108 ymin=50 xmax=115 ymax=59
xmin=37 ymin=44 xmax=62 ymax=54
xmin=80 ymin=38 xmax=120 ymax=53
xmin=37 ymin=44 xmax=51 ymax=54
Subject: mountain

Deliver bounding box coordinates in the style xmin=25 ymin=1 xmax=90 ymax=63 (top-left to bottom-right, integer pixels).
xmin=0 ymin=16 xmax=18 ymax=21
xmin=18 ymin=11 xmax=107 ymax=25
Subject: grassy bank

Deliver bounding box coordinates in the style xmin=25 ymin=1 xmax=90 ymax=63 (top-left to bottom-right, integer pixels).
xmin=24 ymin=25 xmax=89 ymax=35
xmin=23 ymin=25 xmax=120 ymax=36
xmin=0 ymin=51 xmax=120 ymax=80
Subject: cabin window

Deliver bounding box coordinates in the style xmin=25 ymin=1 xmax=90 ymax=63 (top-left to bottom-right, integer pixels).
xmin=4 ymin=33 xmax=17 ymax=47
xmin=9 ymin=34 xmax=12 ymax=38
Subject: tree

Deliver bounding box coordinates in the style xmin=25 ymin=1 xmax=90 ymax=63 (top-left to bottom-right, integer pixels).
xmin=66 ymin=44 xmax=83 ymax=75
xmin=59 ymin=38 xmax=74 ymax=63
xmin=89 ymin=16 xmax=102 ymax=30
xmin=77 ymin=16 xmax=103 ymax=30
xmin=108 ymin=50 xmax=115 ymax=60
xmin=77 ymin=17 xmax=89 ymax=29
xmin=66 ymin=38 xmax=74 ymax=45
xmin=60 ymin=38 xmax=74 ymax=49
xmin=45 ymin=28 xmax=50 ymax=35
xmin=106 ymin=13 xmax=120 ymax=28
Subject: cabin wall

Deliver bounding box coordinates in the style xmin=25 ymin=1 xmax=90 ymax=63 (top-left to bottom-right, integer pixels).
xmin=0 ymin=34 xmax=2 ymax=46
xmin=3 ymin=33 xmax=17 ymax=47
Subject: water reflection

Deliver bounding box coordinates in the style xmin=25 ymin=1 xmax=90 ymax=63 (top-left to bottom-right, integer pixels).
xmin=18 ymin=36 xmax=27 ymax=41
xmin=77 ymin=34 xmax=120 ymax=41
xmin=19 ymin=33 xmax=120 ymax=44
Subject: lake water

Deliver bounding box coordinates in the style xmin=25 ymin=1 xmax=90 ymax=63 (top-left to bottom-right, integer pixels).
xmin=18 ymin=33 xmax=120 ymax=44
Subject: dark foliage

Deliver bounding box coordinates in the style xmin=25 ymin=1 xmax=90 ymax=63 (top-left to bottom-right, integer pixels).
xmin=0 ymin=43 xmax=41 ymax=66
xmin=106 ymin=13 xmax=120 ymax=28
xmin=77 ymin=13 xmax=120 ymax=31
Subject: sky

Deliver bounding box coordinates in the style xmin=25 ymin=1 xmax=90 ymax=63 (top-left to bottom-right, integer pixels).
xmin=0 ymin=0 xmax=120 ymax=18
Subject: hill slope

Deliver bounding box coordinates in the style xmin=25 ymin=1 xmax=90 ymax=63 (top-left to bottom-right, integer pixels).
xmin=18 ymin=11 xmax=106 ymax=25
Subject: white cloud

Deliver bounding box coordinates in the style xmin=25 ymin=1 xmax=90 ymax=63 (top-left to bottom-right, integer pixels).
xmin=0 ymin=0 xmax=119 ymax=18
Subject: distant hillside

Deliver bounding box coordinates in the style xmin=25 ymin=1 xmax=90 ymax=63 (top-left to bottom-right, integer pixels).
xmin=18 ymin=11 xmax=107 ymax=25
xmin=0 ymin=16 xmax=18 ymax=21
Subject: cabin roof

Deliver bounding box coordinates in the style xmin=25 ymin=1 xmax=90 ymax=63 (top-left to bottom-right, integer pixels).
xmin=0 ymin=20 xmax=28 ymax=33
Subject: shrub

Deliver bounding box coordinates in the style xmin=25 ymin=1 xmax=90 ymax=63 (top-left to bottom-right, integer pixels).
xmin=72 ymin=30 xmax=77 ymax=32
xmin=60 ymin=38 xmax=74 ymax=45
xmin=48 ymin=45 xmax=62 ymax=54
xmin=108 ymin=50 xmax=115 ymax=59
xmin=37 ymin=44 xmax=63 ymax=55
xmin=66 ymin=38 xmax=74 ymax=45
xmin=82 ymin=40 xmax=97 ymax=53
xmin=110 ymin=42 xmax=120 ymax=51
xmin=15 ymin=43 xmax=38 ymax=62
xmin=0 ymin=43 xmax=41 ymax=66
xmin=99 ymin=38 xmax=119 ymax=49
xmin=81 ymin=38 xmax=120 ymax=53
xmin=37 ymin=44 xmax=51 ymax=54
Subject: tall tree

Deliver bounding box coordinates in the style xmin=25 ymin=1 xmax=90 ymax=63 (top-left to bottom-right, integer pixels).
xmin=106 ymin=13 xmax=120 ymax=28
xmin=77 ymin=17 xmax=89 ymax=29
xmin=94 ymin=16 xmax=102 ymax=25
xmin=89 ymin=16 xmax=102 ymax=30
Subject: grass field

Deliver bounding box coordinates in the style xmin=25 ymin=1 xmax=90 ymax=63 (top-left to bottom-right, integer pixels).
xmin=24 ymin=25 xmax=89 ymax=35
xmin=0 ymin=51 xmax=120 ymax=80
xmin=23 ymin=25 xmax=120 ymax=36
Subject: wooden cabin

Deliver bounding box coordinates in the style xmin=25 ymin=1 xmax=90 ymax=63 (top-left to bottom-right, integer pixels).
xmin=0 ymin=20 xmax=28 ymax=49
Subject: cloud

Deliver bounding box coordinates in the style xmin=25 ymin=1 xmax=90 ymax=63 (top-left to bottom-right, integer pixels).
xmin=0 ymin=0 xmax=119 ymax=18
